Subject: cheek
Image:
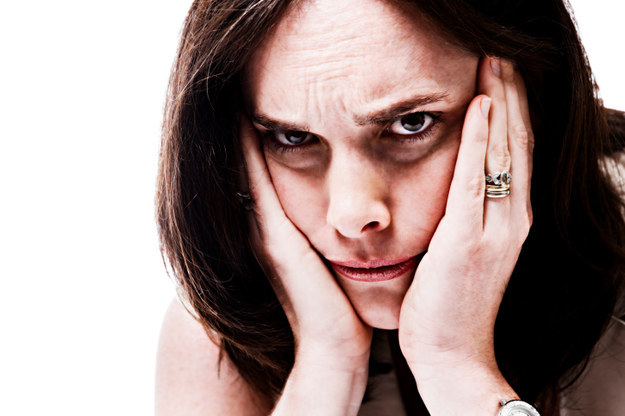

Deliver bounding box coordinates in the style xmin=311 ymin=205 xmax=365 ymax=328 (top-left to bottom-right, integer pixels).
xmin=264 ymin=135 xmax=461 ymax=247
xmin=265 ymin=159 xmax=327 ymax=233
xmin=391 ymin=139 xmax=460 ymax=242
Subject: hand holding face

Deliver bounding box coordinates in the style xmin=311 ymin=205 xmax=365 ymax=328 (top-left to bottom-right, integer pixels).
xmin=398 ymin=57 xmax=534 ymax=412
xmin=240 ymin=117 xmax=372 ymax=369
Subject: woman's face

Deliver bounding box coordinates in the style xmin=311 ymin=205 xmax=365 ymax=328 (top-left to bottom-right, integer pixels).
xmin=244 ymin=0 xmax=478 ymax=329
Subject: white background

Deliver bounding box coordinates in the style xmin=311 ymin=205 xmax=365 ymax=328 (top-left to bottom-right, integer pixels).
xmin=0 ymin=1 xmax=622 ymax=415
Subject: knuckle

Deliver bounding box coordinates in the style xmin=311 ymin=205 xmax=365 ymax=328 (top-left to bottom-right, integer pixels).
xmin=511 ymin=123 xmax=533 ymax=149
xmin=467 ymin=174 xmax=487 ymax=199
xmin=450 ymin=175 xmax=486 ymax=206
xmin=494 ymin=143 xmax=511 ymax=168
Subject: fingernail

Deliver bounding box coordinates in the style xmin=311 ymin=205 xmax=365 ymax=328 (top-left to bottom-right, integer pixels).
xmin=480 ymin=97 xmax=491 ymax=118
xmin=490 ymin=58 xmax=501 ymax=77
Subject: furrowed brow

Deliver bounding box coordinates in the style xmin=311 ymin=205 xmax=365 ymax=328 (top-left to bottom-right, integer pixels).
xmin=251 ymin=113 xmax=309 ymax=132
xmin=353 ymin=92 xmax=449 ymax=126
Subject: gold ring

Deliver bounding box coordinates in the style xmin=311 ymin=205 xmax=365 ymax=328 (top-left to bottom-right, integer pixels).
xmin=485 ymin=171 xmax=511 ymax=198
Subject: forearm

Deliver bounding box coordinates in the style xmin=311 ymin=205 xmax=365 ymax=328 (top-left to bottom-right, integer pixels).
xmin=271 ymin=353 xmax=369 ymax=416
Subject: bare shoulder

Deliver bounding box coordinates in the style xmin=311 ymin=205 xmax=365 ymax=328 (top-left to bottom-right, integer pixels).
xmin=155 ymin=298 xmax=272 ymax=416
xmin=603 ymin=150 xmax=625 ymax=197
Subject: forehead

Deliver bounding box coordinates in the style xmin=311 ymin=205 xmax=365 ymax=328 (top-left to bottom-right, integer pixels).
xmin=244 ymin=0 xmax=476 ymax=120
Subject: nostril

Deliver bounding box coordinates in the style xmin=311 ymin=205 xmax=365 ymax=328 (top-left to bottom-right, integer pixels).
xmin=361 ymin=221 xmax=380 ymax=232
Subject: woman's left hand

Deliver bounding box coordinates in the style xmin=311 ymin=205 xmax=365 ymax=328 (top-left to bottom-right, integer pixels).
xmin=398 ymin=57 xmax=534 ymax=414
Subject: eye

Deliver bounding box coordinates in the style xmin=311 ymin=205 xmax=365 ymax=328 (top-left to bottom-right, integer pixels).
xmin=274 ymin=130 xmax=315 ymax=146
xmin=388 ymin=112 xmax=435 ymax=136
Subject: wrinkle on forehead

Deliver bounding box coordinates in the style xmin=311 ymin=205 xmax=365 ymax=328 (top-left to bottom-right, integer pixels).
xmin=243 ymin=0 xmax=477 ymax=132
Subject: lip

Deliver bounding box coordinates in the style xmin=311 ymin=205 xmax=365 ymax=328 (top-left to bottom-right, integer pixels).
xmin=329 ymin=255 xmax=420 ymax=282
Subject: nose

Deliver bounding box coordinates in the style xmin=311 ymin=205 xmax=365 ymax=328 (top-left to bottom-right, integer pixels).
xmin=326 ymin=155 xmax=391 ymax=239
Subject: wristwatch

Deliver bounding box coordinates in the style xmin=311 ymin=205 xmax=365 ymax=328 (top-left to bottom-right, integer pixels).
xmin=497 ymin=399 xmax=541 ymax=416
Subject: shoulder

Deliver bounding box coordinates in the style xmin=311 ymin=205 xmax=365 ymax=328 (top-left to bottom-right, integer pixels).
xmin=155 ymin=299 xmax=272 ymax=416
xmin=602 ymin=150 xmax=625 ymax=196
xmin=603 ymin=109 xmax=625 ymax=195
xmin=560 ymin=318 xmax=625 ymax=416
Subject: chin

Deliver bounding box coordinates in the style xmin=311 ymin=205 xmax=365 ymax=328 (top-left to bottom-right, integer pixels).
xmin=358 ymin=306 xmax=400 ymax=330
xmin=339 ymin=278 xmax=409 ymax=330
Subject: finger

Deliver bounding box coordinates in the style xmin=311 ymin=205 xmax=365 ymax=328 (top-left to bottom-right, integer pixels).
xmin=239 ymin=115 xmax=347 ymax=328
xmin=479 ymin=57 xmax=511 ymax=176
xmin=239 ymin=114 xmax=315 ymax=269
xmin=445 ymin=94 xmax=491 ymax=232
xmin=238 ymin=116 xmax=292 ymax=308
xmin=500 ymin=61 xmax=534 ymax=217
xmin=478 ymin=57 xmax=513 ymax=227
xmin=239 ymin=115 xmax=289 ymax=231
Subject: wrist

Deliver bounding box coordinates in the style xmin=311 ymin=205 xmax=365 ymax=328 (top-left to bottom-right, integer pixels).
xmin=408 ymin=359 xmax=517 ymax=416
xmin=296 ymin=341 xmax=371 ymax=373
xmin=272 ymin=355 xmax=369 ymax=416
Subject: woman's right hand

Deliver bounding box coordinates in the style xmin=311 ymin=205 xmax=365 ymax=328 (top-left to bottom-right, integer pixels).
xmin=240 ymin=117 xmax=372 ymax=415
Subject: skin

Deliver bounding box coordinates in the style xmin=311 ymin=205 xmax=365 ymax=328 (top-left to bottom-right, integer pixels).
xmin=159 ymin=0 xmax=536 ymax=414
xmin=244 ymin=0 xmax=479 ymax=329
xmin=240 ymin=0 xmax=534 ymax=414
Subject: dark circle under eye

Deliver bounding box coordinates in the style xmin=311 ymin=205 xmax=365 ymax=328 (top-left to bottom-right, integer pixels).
xmin=389 ymin=113 xmax=433 ymax=135
xmin=275 ymin=130 xmax=314 ymax=145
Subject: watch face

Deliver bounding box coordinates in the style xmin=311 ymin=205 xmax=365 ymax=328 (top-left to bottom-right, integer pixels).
xmin=499 ymin=400 xmax=540 ymax=416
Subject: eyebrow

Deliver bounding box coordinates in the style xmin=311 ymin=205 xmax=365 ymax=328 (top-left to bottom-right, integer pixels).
xmin=251 ymin=91 xmax=449 ymax=132
xmin=251 ymin=113 xmax=309 ymax=132
xmin=353 ymin=92 xmax=449 ymax=126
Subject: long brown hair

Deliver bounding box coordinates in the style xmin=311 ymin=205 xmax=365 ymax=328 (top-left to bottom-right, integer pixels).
xmin=156 ymin=0 xmax=625 ymax=412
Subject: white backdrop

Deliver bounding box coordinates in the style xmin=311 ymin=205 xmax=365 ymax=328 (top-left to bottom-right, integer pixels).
xmin=0 ymin=1 xmax=622 ymax=415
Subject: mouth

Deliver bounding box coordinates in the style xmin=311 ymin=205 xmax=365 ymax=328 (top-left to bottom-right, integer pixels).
xmin=328 ymin=254 xmax=424 ymax=283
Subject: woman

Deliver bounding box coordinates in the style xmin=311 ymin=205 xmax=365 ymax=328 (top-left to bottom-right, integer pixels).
xmin=155 ymin=0 xmax=625 ymax=414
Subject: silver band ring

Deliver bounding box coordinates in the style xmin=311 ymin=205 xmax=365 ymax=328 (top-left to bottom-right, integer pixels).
xmin=485 ymin=171 xmax=511 ymax=198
